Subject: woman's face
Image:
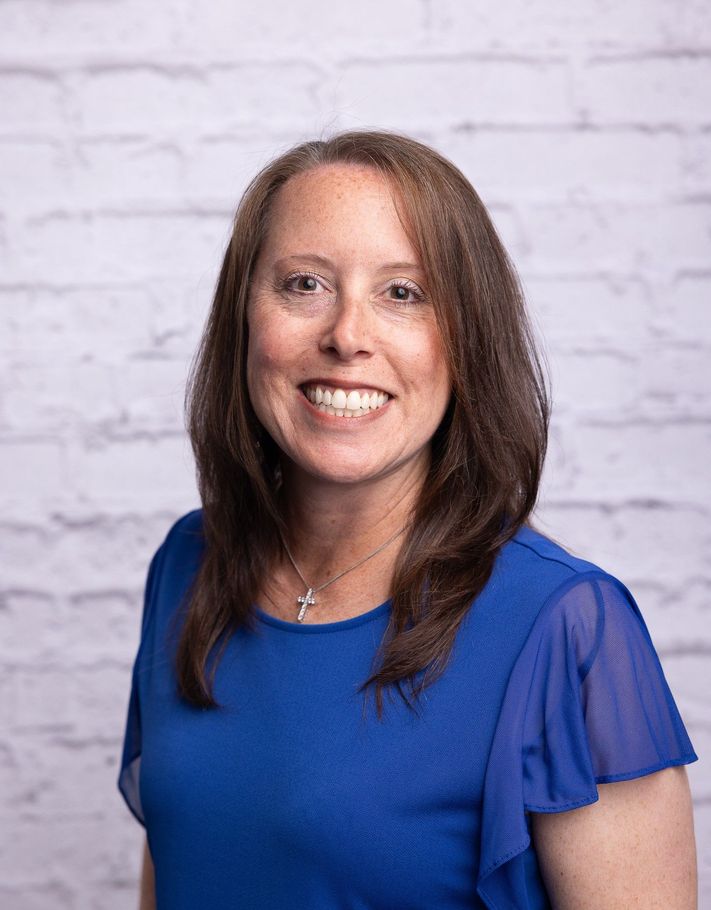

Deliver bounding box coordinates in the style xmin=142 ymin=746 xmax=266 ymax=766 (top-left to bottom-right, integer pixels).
xmin=246 ymin=163 xmax=452 ymax=490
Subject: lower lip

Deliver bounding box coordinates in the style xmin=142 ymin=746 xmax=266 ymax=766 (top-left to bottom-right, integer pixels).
xmin=299 ymin=389 xmax=390 ymax=423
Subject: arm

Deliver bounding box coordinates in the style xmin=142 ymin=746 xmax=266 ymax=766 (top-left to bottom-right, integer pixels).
xmin=139 ymin=835 xmax=156 ymax=910
xmin=531 ymin=765 xmax=697 ymax=909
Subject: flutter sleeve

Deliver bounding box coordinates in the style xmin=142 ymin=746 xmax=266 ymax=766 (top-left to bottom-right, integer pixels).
xmin=117 ymin=542 xmax=166 ymax=827
xmin=476 ymin=570 xmax=698 ymax=910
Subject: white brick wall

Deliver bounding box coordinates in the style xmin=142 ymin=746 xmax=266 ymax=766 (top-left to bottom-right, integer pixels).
xmin=1 ymin=1 xmax=709 ymax=905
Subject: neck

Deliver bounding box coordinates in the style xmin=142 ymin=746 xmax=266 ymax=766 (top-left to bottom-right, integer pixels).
xmin=276 ymin=457 xmax=428 ymax=577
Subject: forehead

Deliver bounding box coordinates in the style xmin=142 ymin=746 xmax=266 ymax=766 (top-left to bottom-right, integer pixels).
xmin=262 ymin=164 xmax=417 ymax=259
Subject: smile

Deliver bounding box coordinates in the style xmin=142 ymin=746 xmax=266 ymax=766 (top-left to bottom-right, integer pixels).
xmin=301 ymin=384 xmax=390 ymax=418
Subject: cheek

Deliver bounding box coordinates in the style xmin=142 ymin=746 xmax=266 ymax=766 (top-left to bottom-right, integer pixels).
xmin=247 ymin=320 xmax=291 ymax=392
xmin=412 ymin=328 xmax=451 ymax=399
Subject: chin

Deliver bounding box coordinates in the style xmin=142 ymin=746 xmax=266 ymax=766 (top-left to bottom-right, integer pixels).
xmin=304 ymin=464 xmax=384 ymax=486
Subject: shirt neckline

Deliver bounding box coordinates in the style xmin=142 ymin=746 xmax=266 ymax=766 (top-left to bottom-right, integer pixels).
xmin=252 ymin=598 xmax=392 ymax=633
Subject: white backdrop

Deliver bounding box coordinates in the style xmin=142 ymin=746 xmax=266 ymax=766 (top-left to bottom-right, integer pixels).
xmin=0 ymin=0 xmax=709 ymax=905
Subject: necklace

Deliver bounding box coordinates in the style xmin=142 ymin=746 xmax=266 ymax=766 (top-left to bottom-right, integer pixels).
xmin=278 ymin=524 xmax=408 ymax=622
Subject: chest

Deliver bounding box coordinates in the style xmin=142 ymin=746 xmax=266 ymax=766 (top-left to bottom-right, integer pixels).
xmin=135 ymin=588 xmax=545 ymax=909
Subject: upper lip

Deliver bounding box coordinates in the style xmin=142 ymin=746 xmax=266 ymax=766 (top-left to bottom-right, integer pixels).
xmin=301 ymin=378 xmax=393 ymax=395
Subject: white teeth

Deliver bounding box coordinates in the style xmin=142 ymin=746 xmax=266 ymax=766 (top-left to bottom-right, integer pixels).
xmin=345 ymin=390 xmax=360 ymax=410
xmin=331 ymin=389 xmax=347 ymax=409
xmin=303 ymin=385 xmax=389 ymax=418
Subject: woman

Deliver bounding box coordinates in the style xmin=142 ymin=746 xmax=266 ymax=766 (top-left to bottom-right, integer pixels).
xmin=118 ymin=129 xmax=699 ymax=909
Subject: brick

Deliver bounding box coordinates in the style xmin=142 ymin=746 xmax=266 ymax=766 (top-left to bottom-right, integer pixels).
xmin=638 ymin=345 xmax=711 ymax=418
xmin=429 ymin=0 xmax=711 ymax=53
xmin=520 ymin=201 xmax=711 ymax=273
xmin=0 ymin=140 xmax=72 ymax=212
xmin=0 ymin=0 xmax=182 ymax=57
xmin=0 ymin=814 xmax=138 ymax=885
xmin=525 ymin=275 xmax=652 ymax=343
xmin=11 ymin=665 xmax=133 ymax=734
xmin=1 ymin=363 xmax=116 ymax=433
xmin=62 ymin=435 xmax=197 ymax=510
xmin=0 ymin=72 xmax=64 ymax=132
xmin=335 ymin=59 xmax=573 ymax=128
xmin=638 ymin=577 xmax=711 ymax=650
xmin=551 ymin=349 xmax=644 ymax=413
xmin=0 ymin=511 xmax=179 ymax=592
xmin=3 ymin=730 xmax=137 ymax=819
xmin=0 ymin=591 xmax=62 ymax=659
xmin=69 ymin=67 xmax=203 ymax=134
xmin=9 ymin=211 xmax=227 ymax=283
xmin=539 ymin=502 xmax=710 ymax=580
xmin=74 ymin=139 xmax=184 ymax=207
xmin=70 ymin=64 xmax=320 ymax=137
xmin=651 ymin=274 xmax=711 ymax=345
xmin=0 ymin=285 xmax=157 ymax=364
xmin=181 ymin=136 xmax=272 ymax=204
xmin=110 ymin=358 xmax=188 ymax=431
xmin=579 ymin=57 xmax=711 ymax=127
xmin=179 ymin=0 xmax=423 ymax=56
xmin=445 ymin=128 xmax=683 ymax=202
xmin=561 ymin=421 xmax=711 ymax=500
xmin=0 ymin=442 xmax=65 ymax=509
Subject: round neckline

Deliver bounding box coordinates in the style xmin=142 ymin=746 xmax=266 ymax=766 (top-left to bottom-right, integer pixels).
xmin=252 ymin=598 xmax=392 ymax=633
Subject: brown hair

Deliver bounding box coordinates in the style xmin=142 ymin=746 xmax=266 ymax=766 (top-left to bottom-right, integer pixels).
xmin=175 ymin=128 xmax=551 ymax=719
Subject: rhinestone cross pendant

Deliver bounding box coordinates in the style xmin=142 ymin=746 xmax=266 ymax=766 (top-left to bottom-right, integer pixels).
xmin=296 ymin=587 xmax=316 ymax=622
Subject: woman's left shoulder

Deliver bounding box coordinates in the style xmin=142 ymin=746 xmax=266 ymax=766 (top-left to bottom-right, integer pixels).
xmin=504 ymin=521 xmax=612 ymax=579
xmin=492 ymin=521 xmax=623 ymax=629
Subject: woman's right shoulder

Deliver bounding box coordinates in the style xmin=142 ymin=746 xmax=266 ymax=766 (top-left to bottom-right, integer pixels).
xmin=156 ymin=507 xmax=205 ymax=563
xmin=139 ymin=508 xmax=205 ymax=647
xmin=163 ymin=507 xmax=204 ymax=544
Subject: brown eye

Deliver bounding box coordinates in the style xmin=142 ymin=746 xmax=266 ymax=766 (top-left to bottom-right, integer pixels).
xmin=282 ymin=271 xmax=324 ymax=294
xmin=388 ymin=281 xmax=425 ymax=305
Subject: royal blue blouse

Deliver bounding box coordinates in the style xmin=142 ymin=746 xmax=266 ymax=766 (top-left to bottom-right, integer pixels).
xmin=118 ymin=509 xmax=697 ymax=909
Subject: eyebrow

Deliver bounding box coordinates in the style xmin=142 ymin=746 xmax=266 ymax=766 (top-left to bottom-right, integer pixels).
xmin=274 ymin=254 xmax=425 ymax=273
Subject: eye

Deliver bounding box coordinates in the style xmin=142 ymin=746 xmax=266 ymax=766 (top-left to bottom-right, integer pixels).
xmin=281 ymin=270 xmax=326 ymax=294
xmin=387 ymin=280 xmax=426 ymax=305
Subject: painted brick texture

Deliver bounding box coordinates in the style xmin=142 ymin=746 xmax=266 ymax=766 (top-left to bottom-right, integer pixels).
xmin=1 ymin=1 xmax=709 ymax=905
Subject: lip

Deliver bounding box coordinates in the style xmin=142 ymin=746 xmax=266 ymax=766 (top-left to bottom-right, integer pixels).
xmin=300 ymin=378 xmax=394 ymax=396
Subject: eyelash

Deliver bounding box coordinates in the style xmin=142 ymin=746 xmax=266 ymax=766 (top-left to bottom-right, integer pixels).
xmin=280 ymin=270 xmax=426 ymax=305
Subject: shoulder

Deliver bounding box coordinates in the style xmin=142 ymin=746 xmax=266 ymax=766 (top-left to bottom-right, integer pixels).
xmin=159 ymin=508 xmax=205 ymax=562
xmin=507 ymin=522 xmax=606 ymax=576
xmin=494 ymin=522 xmax=618 ymax=620
xmin=163 ymin=507 xmax=204 ymax=544
xmin=147 ymin=508 xmax=205 ymax=609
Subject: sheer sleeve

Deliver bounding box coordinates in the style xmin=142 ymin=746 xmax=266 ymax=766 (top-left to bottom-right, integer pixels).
xmin=117 ymin=542 xmax=166 ymax=827
xmin=476 ymin=570 xmax=698 ymax=909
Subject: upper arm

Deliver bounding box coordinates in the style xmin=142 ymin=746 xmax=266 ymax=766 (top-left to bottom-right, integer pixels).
xmin=139 ymin=835 xmax=156 ymax=910
xmin=530 ymin=765 xmax=698 ymax=909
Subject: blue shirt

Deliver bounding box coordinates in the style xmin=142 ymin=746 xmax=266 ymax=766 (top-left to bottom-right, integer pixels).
xmin=118 ymin=509 xmax=697 ymax=909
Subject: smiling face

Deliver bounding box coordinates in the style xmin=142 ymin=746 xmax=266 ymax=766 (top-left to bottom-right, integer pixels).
xmin=246 ymin=163 xmax=452 ymax=490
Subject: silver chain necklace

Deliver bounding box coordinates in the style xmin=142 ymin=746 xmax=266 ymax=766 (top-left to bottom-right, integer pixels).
xmin=278 ymin=524 xmax=408 ymax=622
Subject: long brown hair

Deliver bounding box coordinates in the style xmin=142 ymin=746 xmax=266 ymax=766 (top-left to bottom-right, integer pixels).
xmin=175 ymin=128 xmax=551 ymax=720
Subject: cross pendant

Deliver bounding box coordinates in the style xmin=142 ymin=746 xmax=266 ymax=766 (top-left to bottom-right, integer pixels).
xmin=297 ymin=587 xmax=316 ymax=622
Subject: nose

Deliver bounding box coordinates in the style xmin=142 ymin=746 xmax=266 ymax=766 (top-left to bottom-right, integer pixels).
xmin=318 ymin=289 xmax=375 ymax=360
